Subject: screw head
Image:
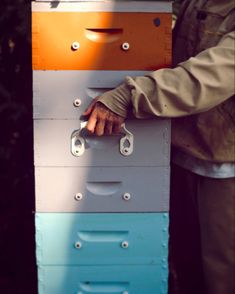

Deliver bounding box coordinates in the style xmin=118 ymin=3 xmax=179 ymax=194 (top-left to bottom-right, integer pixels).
xmin=74 ymin=241 xmax=82 ymax=249
xmin=71 ymin=41 xmax=80 ymax=50
xmin=73 ymin=98 xmax=82 ymax=107
xmin=121 ymin=42 xmax=130 ymax=51
xmin=121 ymin=241 xmax=129 ymax=249
xmin=153 ymin=17 xmax=161 ymax=27
xmin=75 ymin=193 xmax=83 ymax=201
xmin=123 ymin=193 xmax=131 ymax=201
xmin=122 ymin=147 xmax=129 ymax=154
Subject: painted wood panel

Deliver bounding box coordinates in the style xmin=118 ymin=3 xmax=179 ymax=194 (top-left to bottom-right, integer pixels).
xmin=34 ymin=119 xmax=170 ymax=167
xmin=32 ymin=6 xmax=171 ymax=70
xmin=38 ymin=264 xmax=168 ymax=294
xmin=33 ymin=70 xmax=149 ymax=119
xmin=36 ymin=213 xmax=169 ymax=266
xmin=35 ymin=166 xmax=170 ymax=212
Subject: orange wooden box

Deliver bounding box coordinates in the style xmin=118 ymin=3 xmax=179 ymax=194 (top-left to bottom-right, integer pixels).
xmin=32 ymin=12 xmax=172 ymax=70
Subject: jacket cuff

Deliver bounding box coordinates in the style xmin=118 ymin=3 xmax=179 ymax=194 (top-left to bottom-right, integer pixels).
xmin=97 ymin=83 xmax=131 ymax=118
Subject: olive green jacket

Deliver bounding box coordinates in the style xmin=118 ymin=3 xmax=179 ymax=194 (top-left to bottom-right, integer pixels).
xmin=99 ymin=0 xmax=235 ymax=162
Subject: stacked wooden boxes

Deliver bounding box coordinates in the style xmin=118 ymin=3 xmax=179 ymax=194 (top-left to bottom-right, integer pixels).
xmin=32 ymin=1 xmax=172 ymax=293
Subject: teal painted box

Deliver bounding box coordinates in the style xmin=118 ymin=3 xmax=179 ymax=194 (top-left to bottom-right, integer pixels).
xmin=36 ymin=213 xmax=168 ymax=266
xmin=38 ymin=265 xmax=168 ymax=294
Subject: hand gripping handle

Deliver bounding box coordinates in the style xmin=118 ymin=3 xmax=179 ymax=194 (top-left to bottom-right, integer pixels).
xmin=71 ymin=122 xmax=133 ymax=157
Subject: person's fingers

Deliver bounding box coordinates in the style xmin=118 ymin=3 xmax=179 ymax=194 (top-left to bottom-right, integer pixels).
xmin=85 ymin=103 xmax=107 ymax=134
xmin=95 ymin=119 xmax=105 ymax=136
xmin=83 ymin=98 xmax=99 ymax=116
xmin=85 ymin=101 xmax=125 ymax=136
xmin=113 ymin=120 xmax=123 ymax=134
xmin=86 ymin=111 xmax=98 ymax=133
xmin=105 ymin=121 xmax=113 ymax=135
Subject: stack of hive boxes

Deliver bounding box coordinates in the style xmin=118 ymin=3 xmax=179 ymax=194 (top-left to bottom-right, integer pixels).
xmin=32 ymin=1 xmax=172 ymax=293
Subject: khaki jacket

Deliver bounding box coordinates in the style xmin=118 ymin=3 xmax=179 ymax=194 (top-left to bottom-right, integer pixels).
xmin=99 ymin=0 xmax=235 ymax=162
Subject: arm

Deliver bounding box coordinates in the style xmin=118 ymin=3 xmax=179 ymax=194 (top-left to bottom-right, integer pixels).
xmin=85 ymin=31 xmax=235 ymax=133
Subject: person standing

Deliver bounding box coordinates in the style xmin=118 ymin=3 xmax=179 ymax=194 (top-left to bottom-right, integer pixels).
xmin=84 ymin=1 xmax=235 ymax=293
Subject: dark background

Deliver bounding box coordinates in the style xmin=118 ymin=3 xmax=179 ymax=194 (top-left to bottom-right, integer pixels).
xmin=0 ymin=0 xmax=37 ymax=293
xmin=0 ymin=1 xmax=183 ymax=293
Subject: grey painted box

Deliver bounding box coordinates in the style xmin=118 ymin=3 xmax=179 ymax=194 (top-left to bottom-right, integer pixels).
xmin=34 ymin=119 xmax=170 ymax=167
xmin=35 ymin=166 xmax=170 ymax=212
xmin=33 ymin=71 xmax=149 ymax=119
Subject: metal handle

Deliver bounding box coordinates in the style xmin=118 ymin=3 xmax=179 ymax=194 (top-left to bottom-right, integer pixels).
xmin=120 ymin=124 xmax=134 ymax=156
xmin=71 ymin=121 xmax=87 ymax=157
xmin=71 ymin=122 xmax=133 ymax=157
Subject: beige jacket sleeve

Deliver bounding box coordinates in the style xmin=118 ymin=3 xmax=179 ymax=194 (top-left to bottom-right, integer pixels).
xmin=98 ymin=31 xmax=235 ymax=119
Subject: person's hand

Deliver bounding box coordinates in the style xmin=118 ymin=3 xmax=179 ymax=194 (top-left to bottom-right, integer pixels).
xmin=83 ymin=98 xmax=125 ymax=136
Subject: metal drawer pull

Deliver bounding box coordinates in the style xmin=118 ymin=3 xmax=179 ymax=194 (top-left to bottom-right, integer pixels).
xmin=121 ymin=241 xmax=129 ymax=249
xmin=71 ymin=122 xmax=133 ymax=157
